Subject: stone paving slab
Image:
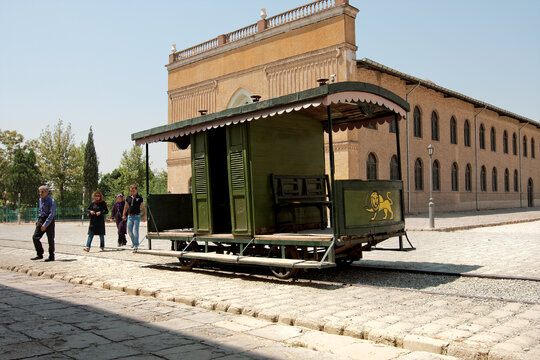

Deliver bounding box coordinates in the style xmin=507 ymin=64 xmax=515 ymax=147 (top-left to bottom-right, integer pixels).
xmin=0 ymin=270 xmax=457 ymax=360
xmin=0 ymin=244 xmax=538 ymax=360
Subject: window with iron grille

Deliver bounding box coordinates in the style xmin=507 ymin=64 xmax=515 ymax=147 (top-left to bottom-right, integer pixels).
xmin=366 ymin=153 xmax=377 ymax=180
xmin=431 ymin=111 xmax=439 ymax=141
xmin=492 ymin=168 xmax=498 ymax=192
xmin=464 ymin=120 xmax=471 ymax=147
xmin=465 ymin=164 xmax=472 ymax=192
xmin=450 ymin=116 xmax=457 ymax=144
xmin=415 ymin=158 xmax=423 ymax=190
xmin=413 ymin=107 xmax=422 ymax=138
xmin=451 ymin=163 xmax=458 ymax=191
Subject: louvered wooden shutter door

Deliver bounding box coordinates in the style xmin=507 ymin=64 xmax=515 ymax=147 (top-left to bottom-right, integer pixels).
xmin=227 ymin=124 xmax=253 ymax=235
xmin=191 ymin=132 xmax=212 ymax=234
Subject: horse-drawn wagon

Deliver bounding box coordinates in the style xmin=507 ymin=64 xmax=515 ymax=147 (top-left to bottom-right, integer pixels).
xmin=132 ymin=81 xmax=412 ymax=278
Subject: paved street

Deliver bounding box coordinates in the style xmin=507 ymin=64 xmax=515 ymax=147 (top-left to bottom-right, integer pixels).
xmin=0 ymin=270 xmax=454 ymax=360
xmin=0 ymin=208 xmax=539 ymax=360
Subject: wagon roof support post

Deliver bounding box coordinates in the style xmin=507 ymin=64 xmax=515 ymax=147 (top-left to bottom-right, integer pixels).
xmin=327 ymin=105 xmax=336 ymax=238
xmin=146 ymin=143 xmax=150 ymax=197
xmin=394 ymin=113 xmax=405 ymax=219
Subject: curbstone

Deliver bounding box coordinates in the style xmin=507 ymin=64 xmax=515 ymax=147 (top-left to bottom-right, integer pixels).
xmin=226 ymin=303 xmax=243 ymax=315
xmin=174 ymin=295 xmax=195 ymax=306
xmin=367 ymin=328 xmax=398 ymax=347
xmin=198 ymin=300 xmax=217 ymax=311
xmin=215 ymin=301 xmax=231 ymax=313
xmin=446 ymin=341 xmax=489 ymax=360
xmin=241 ymin=306 xmax=257 ymax=317
xmin=69 ymin=277 xmax=83 ymax=284
xmin=139 ymin=288 xmax=157 ymax=297
xmin=323 ymin=321 xmax=344 ymax=335
xmin=30 ymin=269 xmax=43 ymax=277
xmin=403 ymin=335 xmax=448 ymax=354
xmin=41 ymin=271 xmax=55 ymax=279
xmin=294 ymin=316 xmax=324 ymax=331
xmin=124 ymin=286 xmax=139 ymax=295
xmin=257 ymin=309 xmax=278 ymax=322
xmin=343 ymin=324 xmax=364 ymax=339
xmin=155 ymin=292 xmax=175 ymax=302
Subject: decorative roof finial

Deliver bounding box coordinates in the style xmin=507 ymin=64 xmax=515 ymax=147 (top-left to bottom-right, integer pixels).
xmin=260 ymin=8 xmax=267 ymax=20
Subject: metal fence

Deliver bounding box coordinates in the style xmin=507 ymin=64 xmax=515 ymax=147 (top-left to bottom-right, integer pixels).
xmin=0 ymin=206 xmax=84 ymax=223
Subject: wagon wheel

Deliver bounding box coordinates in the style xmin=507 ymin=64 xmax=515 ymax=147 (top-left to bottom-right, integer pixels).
xmin=177 ymin=241 xmax=199 ymax=271
xmin=267 ymin=245 xmax=300 ymax=279
xmin=336 ymin=257 xmax=354 ymax=267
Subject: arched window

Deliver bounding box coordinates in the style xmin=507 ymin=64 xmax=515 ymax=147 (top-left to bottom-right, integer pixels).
xmin=465 ymin=164 xmax=472 ymax=192
xmin=480 ymin=166 xmax=487 ymax=192
xmin=532 ymin=138 xmax=536 ymax=158
xmin=450 ymin=116 xmax=457 ymax=144
xmin=366 ymin=153 xmax=377 ymax=180
xmin=503 ymin=131 xmax=508 ymax=154
xmin=512 ymin=133 xmax=517 ymax=155
xmin=431 ymin=111 xmax=439 ymax=141
xmin=490 ymin=127 xmax=496 ymax=152
xmin=479 ymin=124 xmax=485 ymax=149
xmin=492 ymin=168 xmax=498 ymax=192
xmin=413 ymin=106 xmax=422 ymax=138
xmin=390 ymin=155 xmax=399 ymax=180
xmin=464 ymin=120 xmax=471 ymax=147
xmin=514 ymin=170 xmax=519 ymax=192
xmin=523 ymin=136 xmax=528 ymax=157
xmin=414 ymin=158 xmax=423 ymax=190
xmin=504 ymin=169 xmax=509 ymax=192
xmin=451 ymin=163 xmax=458 ymax=191
xmin=433 ymin=160 xmax=440 ymax=191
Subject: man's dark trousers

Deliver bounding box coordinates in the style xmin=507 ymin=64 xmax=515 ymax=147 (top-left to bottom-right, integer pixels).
xmin=33 ymin=219 xmax=55 ymax=259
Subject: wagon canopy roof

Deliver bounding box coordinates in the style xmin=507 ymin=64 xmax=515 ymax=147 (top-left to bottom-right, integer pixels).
xmin=132 ymin=81 xmax=410 ymax=147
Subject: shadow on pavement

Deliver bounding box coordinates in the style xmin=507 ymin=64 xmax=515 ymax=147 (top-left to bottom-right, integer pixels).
xmin=143 ymin=259 xmax=470 ymax=291
xmin=0 ymin=284 xmax=283 ymax=360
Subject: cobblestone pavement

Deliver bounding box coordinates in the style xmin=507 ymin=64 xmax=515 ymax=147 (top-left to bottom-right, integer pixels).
xmin=2 ymin=270 xmax=454 ymax=360
xmin=0 ymin=210 xmax=539 ymax=360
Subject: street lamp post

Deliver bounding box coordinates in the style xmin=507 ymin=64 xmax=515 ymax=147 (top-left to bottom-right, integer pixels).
xmin=428 ymin=144 xmax=435 ymax=228
xmin=81 ymin=186 xmax=85 ymax=224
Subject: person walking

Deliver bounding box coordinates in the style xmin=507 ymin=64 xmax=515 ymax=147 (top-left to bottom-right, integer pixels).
xmin=111 ymin=193 xmax=127 ymax=247
xmin=84 ymin=190 xmax=108 ymax=252
xmin=123 ymin=184 xmax=146 ymax=250
xmin=31 ymin=185 xmax=56 ymax=261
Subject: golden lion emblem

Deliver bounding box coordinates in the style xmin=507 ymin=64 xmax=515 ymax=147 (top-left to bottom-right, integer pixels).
xmin=365 ymin=191 xmax=394 ymax=220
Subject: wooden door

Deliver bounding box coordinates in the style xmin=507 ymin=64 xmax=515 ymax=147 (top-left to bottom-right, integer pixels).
xmin=191 ymin=132 xmax=212 ymax=234
xmin=226 ymin=124 xmax=253 ymax=235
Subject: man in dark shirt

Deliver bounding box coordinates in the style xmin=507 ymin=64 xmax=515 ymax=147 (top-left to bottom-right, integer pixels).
xmin=31 ymin=185 xmax=56 ymax=261
xmin=122 ymin=184 xmax=146 ymax=250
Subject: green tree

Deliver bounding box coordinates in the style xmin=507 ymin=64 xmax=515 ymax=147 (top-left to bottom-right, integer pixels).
xmin=116 ymin=145 xmax=150 ymax=196
xmin=37 ymin=119 xmax=81 ymax=206
xmin=7 ymin=148 xmax=42 ymax=206
xmin=83 ymin=127 xmax=99 ymax=201
xmin=99 ymin=168 xmax=122 ymax=205
xmin=0 ymin=129 xmax=25 ymax=204
xmin=150 ymin=170 xmax=168 ymax=194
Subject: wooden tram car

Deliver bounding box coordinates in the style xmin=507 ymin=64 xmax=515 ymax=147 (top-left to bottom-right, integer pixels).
xmin=132 ymin=82 xmax=412 ymax=278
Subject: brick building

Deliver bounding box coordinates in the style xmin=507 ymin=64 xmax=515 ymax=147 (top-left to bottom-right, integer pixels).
xmin=164 ymin=0 xmax=539 ymax=213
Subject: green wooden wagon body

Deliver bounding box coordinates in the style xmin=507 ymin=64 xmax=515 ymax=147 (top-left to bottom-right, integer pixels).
xmin=133 ymin=82 xmax=411 ymax=278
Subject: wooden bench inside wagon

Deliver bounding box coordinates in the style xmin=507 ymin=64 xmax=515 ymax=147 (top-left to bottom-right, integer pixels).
xmin=133 ymin=82 xmax=413 ymax=279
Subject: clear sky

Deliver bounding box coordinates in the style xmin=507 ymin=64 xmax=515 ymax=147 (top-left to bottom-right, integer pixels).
xmin=1 ymin=0 xmax=539 ymax=174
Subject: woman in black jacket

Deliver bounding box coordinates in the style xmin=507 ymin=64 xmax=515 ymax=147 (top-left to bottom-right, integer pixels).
xmin=84 ymin=190 xmax=108 ymax=252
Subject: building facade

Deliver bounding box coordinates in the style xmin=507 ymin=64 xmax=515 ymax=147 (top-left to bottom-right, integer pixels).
xmin=164 ymin=0 xmax=539 ymax=213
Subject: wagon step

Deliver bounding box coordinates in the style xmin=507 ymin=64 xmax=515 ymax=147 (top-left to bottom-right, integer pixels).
xmin=135 ymin=249 xmax=335 ymax=269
